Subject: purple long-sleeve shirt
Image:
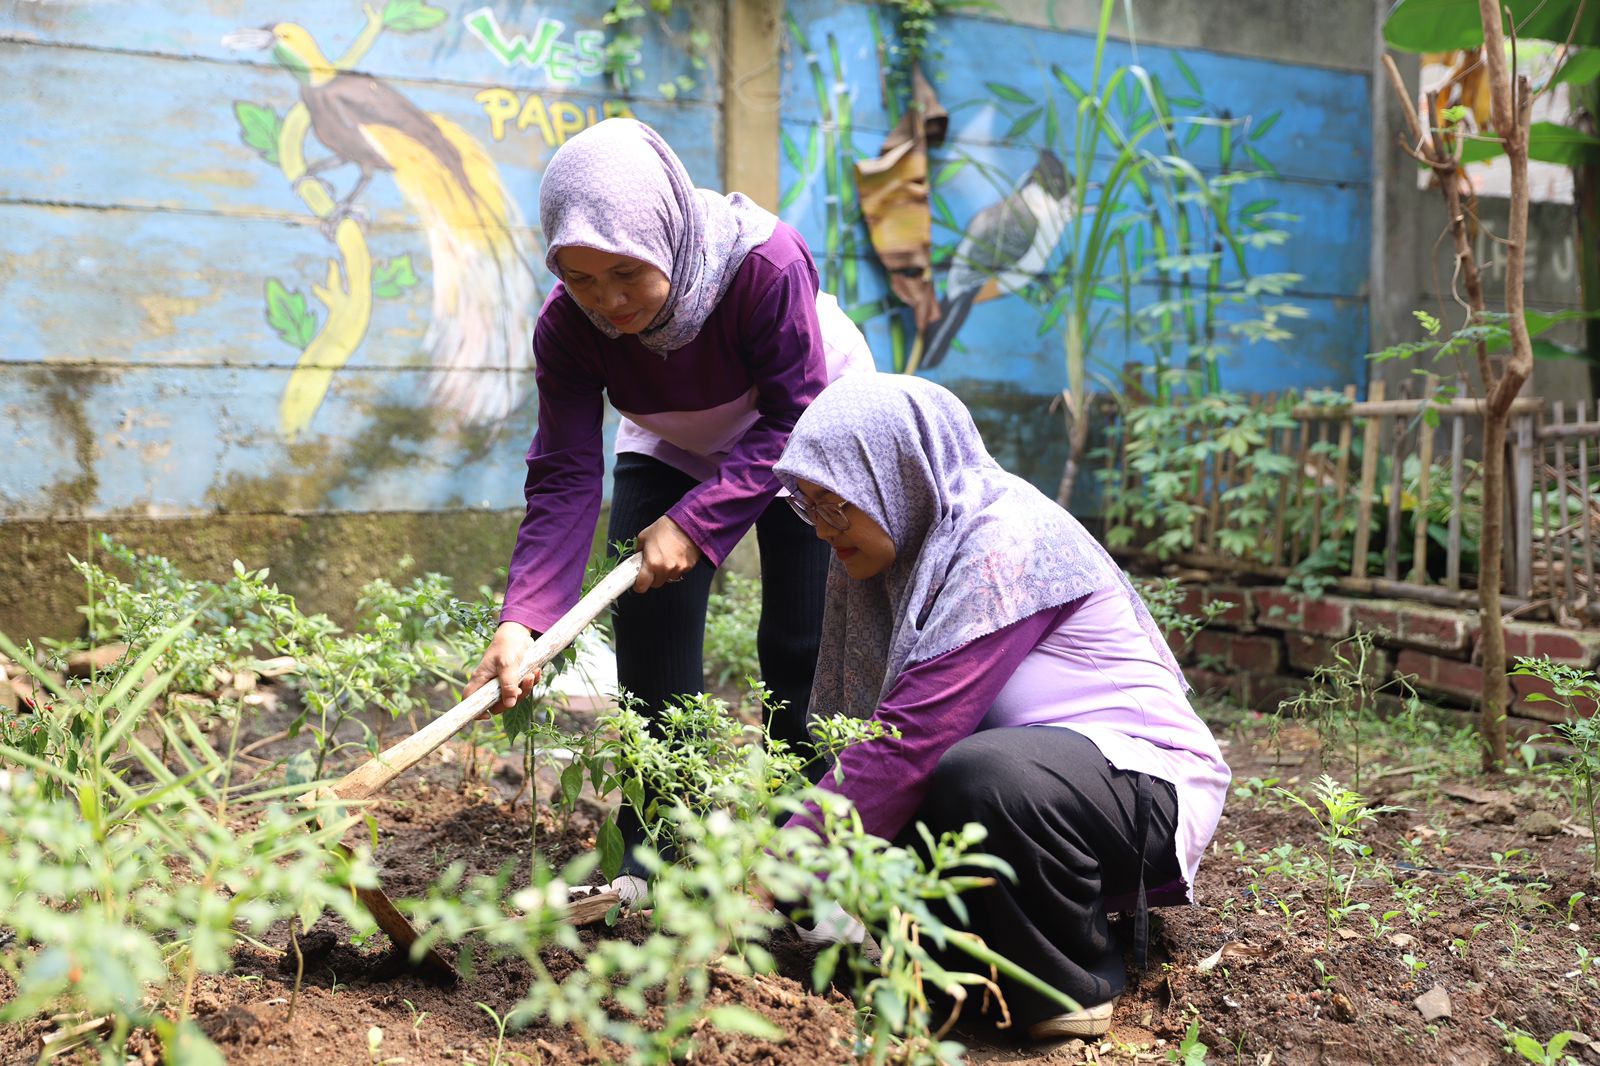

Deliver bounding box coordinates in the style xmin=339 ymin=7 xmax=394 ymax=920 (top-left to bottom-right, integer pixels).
xmin=501 ymin=223 xmax=839 ymax=633
xmin=797 ymin=585 xmax=1231 ymax=897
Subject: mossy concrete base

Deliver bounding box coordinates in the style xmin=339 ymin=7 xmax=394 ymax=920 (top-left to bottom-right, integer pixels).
xmin=3 ymin=511 xmax=529 ymax=641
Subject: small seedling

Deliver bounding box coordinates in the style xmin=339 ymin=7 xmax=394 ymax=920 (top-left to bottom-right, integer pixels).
xmin=1167 ymin=1016 xmax=1209 ymax=1064
xmin=478 ymin=1003 xmax=511 ymax=1066
xmin=1494 ymin=1019 xmax=1583 ymax=1066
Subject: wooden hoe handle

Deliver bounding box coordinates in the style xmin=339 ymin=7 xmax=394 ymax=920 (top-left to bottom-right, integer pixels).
xmin=316 ymin=554 xmax=642 ymax=804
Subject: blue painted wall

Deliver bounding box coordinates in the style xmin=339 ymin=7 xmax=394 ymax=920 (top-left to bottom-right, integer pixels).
xmin=0 ymin=2 xmax=716 ymax=519
xmin=778 ymin=1 xmax=1372 ymax=494
xmin=2 ymin=1 xmax=1373 ymax=521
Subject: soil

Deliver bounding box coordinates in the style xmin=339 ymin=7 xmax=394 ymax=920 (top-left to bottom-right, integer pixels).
xmin=5 ymin=689 xmax=1600 ymax=1065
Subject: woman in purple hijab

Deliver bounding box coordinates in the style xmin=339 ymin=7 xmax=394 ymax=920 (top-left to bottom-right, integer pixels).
xmin=467 ymin=119 xmax=871 ymax=898
xmin=774 ymin=374 xmax=1230 ymax=1042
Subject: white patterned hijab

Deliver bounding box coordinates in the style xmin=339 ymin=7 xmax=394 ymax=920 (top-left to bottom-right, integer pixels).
xmin=538 ymin=118 xmax=778 ymax=354
xmin=773 ymin=375 xmax=1185 ymax=722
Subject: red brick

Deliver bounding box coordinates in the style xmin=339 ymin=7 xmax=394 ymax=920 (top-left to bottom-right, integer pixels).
xmin=1396 ymin=649 xmax=1481 ymax=703
xmin=1192 ymin=631 xmax=1285 ymax=676
xmin=1350 ymin=601 xmax=1402 ymax=639
xmin=1285 ymin=632 xmax=1392 ymax=685
xmin=1396 ymin=605 xmax=1478 ymax=654
xmin=1183 ymin=666 xmax=1245 ymax=704
xmin=1254 ymin=590 xmax=1353 ymax=638
xmin=1204 ymin=585 xmax=1255 ymax=629
xmin=1396 ymin=649 xmax=1598 ymax=721
xmin=1498 ymin=622 xmax=1600 ymax=668
xmin=1241 ymin=673 xmax=1313 ymax=713
xmin=1163 ymin=628 xmax=1195 ymax=665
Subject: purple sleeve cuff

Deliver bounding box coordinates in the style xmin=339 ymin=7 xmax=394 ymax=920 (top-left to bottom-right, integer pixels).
xmin=784 ymin=604 xmax=1072 ymax=842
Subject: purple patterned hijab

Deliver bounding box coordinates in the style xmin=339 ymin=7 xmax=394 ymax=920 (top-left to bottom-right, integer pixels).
xmin=538 ymin=118 xmax=778 ymax=354
xmin=773 ymin=375 xmax=1185 ymax=722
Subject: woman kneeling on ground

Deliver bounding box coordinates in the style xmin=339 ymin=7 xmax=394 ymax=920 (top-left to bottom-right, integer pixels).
xmin=774 ymin=374 xmax=1231 ymax=1042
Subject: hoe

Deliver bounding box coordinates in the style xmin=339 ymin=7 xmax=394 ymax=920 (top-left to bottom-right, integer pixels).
xmin=301 ymin=554 xmax=643 ymax=973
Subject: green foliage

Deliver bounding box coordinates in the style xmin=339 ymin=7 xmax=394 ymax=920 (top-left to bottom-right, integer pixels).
xmin=1098 ymin=392 xmax=1299 ymax=561
xmin=1494 ymin=1019 xmax=1585 ymax=1066
xmin=233 ymin=101 xmax=282 ymax=165
xmin=264 ymin=278 xmax=318 ymax=350
xmin=703 ymin=572 xmax=762 ymax=689
xmin=70 ymin=536 xmax=504 ymax=779
xmin=0 ymin=621 xmax=375 ymax=1063
xmin=1273 ymin=775 xmax=1407 ymax=942
xmin=1167 ymin=1017 xmax=1209 ymax=1064
xmin=1135 ymin=577 xmax=1233 ymax=652
xmin=1512 ymin=656 xmax=1600 ymax=872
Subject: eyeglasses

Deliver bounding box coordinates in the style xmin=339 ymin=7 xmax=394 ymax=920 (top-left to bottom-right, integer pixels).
xmin=786 ymin=494 xmax=852 ymax=532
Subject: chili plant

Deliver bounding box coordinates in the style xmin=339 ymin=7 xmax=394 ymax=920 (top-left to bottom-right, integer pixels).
xmin=1273 ymin=774 xmax=1407 ymax=943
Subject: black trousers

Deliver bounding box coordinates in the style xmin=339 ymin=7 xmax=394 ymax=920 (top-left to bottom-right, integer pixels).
xmin=606 ymin=452 xmax=831 ymax=874
xmin=899 ymin=727 xmax=1181 ymax=1029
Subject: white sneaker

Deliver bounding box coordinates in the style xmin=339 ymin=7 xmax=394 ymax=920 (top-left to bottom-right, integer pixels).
xmin=1027 ymin=996 xmax=1118 ymax=1041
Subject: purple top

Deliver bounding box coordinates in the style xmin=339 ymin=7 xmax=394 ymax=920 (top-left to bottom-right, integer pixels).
xmin=501 ymin=223 xmax=832 ymax=633
xmin=796 ymin=586 xmax=1230 ymax=900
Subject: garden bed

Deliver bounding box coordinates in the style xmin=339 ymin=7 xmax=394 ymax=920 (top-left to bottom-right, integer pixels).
xmin=5 ymin=686 xmax=1596 ymax=1066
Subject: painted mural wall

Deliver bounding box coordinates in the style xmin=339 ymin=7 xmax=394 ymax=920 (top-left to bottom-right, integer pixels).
xmin=778 ymin=1 xmax=1373 ymax=493
xmin=0 ymin=1 xmax=717 ymax=520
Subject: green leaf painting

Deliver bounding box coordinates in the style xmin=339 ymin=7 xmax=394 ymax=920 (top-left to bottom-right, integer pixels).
xmin=372 ymin=256 xmax=421 ymax=299
xmin=986 ymin=81 xmax=1034 ymax=104
xmin=381 ymin=0 xmax=448 ymax=33
xmin=264 ymin=279 xmax=318 ymax=350
xmin=233 ymin=102 xmax=282 ymax=166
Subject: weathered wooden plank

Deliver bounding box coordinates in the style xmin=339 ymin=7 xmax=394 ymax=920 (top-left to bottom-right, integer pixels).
xmin=1514 ymin=414 xmax=1536 ymax=598
xmin=1412 ymin=406 xmax=1433 ymax=585
xmin=1447 ymin=414 xmax=1464 ymax=590
xmin=1554 ymin=402 xmax=1574 ymax=606
xmin=1331 ymin=384 xmax=1356 ymax=537
xmin=1351 ymin=379 xmax=1384 ymax=580
xmin=1384 ymin=404 xmax=1405 ymax=583
xmin=0 ymin=362 xmax=622 ymax=517
xmin=0 ymin=43 xmax=718 ymax=220
xmin=0 ymin=2 xmax=715 ymax=100
xmin=779 ymin=121 xmax=1372 ymax=298
xmin=1580 ymin=400 xmax=1593 ymax=592
xmin=780 ymin=0 xmax=1373 ymax=187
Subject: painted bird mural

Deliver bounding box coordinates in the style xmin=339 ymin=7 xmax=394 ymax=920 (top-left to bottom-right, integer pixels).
xmin=920 ymin=149 xmax=1074 ymax=371
xmin=225 ymin=22 xmax=538 ymax=426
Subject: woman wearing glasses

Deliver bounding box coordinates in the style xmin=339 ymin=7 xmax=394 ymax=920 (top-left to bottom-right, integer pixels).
xmin=775 ymin=374 xmax=1230 ymax=1042
xmin=466 ymin=119 xmax=871 ymax=901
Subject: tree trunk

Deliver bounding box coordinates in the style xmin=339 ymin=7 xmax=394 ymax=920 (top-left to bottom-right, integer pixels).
xmin=1475 ymin=0 xmax=1535 ymax=772
xmin=1477 ymin=413 xmax=1510 ymax=770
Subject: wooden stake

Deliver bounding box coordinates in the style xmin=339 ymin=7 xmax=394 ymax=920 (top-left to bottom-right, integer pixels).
xmin=1352 ymin=380 xmax=1385 ymax=580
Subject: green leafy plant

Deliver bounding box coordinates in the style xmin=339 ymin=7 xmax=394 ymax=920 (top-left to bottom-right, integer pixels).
xmin=703 ymin=572 xmax=762 ymax=689
xmin=1512 ymin=656 xmax=1600 ymax=873
xmin=0 ymin=623 xmax=375 ymax=1063
xmin=1273 ymin=775 xmax=1406 ymax=941
xmin=1494 ymin=1020 xmax=1584 ymax=1066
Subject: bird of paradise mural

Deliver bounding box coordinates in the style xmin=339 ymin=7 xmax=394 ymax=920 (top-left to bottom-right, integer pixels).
xmin=225 ymin=1 xmax=538 ymax=438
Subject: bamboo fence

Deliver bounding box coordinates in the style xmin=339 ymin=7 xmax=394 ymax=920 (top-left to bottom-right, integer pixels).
xmin=1103 ymin=388 xmax=1593 ymax=618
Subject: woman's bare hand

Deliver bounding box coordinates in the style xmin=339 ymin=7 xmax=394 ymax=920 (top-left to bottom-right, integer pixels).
xmin=466 ymin=621 xmax=541 ymax=712
xmin=634 ymin=515 xmax=702 ymax=591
